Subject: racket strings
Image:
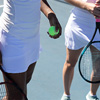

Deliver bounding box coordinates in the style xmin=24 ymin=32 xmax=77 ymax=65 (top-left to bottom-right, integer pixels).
xmin=80 ymin=46 xmax=100 ymax=82
xmin=81 ymin=48 xmax=92 ymax=80
xmin=0 ymin=84 xmax=7 ymax=100
xmin=91 ymin=50 xmax=100 ymax=78
xmin=92 ymin=57 xmax=100 ymax=77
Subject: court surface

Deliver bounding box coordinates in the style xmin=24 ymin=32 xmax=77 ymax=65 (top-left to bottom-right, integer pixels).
xmin=0 ymin=0 xmax=100 ymax=100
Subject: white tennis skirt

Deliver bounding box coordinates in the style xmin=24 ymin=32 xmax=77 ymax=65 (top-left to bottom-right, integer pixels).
xmin=0 ymin=28 xmax=40 ymax=73
xmin=65 ymin=7 xmax=100 ymax=50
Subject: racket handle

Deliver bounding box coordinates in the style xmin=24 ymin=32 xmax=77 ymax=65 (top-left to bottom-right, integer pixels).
xmin=96 ymin=19 xmax=100 ymax=33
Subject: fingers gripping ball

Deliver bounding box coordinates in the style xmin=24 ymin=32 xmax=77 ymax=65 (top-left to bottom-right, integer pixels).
xmin=48 ymin=26 xmax=59 ymax=36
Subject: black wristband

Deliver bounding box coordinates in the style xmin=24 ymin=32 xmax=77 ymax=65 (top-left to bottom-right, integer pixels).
xmin=48 ymin=13 xmax=57 ymax=20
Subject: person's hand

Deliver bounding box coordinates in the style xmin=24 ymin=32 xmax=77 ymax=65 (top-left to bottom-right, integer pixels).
xmin=96 ymin=0 xmax=100 ymax=4
xmin=95 ymin=0 xmax=100 ymax=18
xmin=85 ymin=2 xmax=100 ymax=18
xmin=47 ymin=13 xmax=62 ymax=39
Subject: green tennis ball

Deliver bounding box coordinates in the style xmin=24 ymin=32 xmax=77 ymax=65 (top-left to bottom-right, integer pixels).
xmin=48 ymin=26 xmax=59 ymax=36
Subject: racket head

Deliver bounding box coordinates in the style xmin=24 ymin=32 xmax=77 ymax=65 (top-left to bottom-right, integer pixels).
xmin=79 ymin=41 xmax=100 ymax=83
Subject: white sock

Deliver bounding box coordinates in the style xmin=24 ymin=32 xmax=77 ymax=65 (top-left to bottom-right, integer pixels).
xmin=63 ymin=93 xmax=70 ymax=97
xmin=89 ymin=92 xmax=97 ymax=97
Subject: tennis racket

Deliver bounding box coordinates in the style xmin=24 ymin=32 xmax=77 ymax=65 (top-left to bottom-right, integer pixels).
xmin=78 ymin=18 xmax=100 ymax=84
xmin=0 ymin=65 xmax=28 ymax=100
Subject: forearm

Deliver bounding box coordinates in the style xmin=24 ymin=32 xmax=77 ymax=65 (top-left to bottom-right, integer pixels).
xmin=42 ymin=0 xmax=52 ymax=9
xmin=41 ymin=0 xmax=54 ymax=18
xmin=40 ymin=0 xmax=62 ymax=39
xmin=65 ymin=0 xmax=94 ymax=10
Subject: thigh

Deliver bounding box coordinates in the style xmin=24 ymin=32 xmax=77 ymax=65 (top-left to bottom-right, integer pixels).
xmin=26 ymin=62 xmax=36 ymax=84
xmin=3 ymin=62 xmax=36 ymax=100
xmin=3 ymin=72 xmax=27 ymax=100
xmin=90 ymin=45 xmax=100 ymax=73
xmin=90 ymin=45 xmax=100 ymax=62
xmin=66 ymin=47 xmax=83 ymax=67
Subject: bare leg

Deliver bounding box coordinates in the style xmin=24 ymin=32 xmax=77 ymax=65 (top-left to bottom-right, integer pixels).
xmin=26 ymin=62 xmax=36 ymax=84
xmin=3 ymin=71 xmax=27 ymax=100
xmin=2 ymin=96 xmax=7 ymax=100
xmin=63 ymin=47 xmax=83 ymax=95
xmin=90 ymin=46 xmax=100 ymax=95
xmin=3 ymin=62 xmax=36 ymax=100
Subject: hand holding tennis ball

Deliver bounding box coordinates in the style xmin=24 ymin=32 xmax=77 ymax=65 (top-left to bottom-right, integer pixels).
xmin=47 ymin=13 xmax=62 ymax=39
xmin=48 ymin=26 xmax=59 ymax=36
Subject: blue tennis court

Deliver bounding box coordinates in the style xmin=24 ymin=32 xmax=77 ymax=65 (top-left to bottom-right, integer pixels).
xmin=0 ymin=0 xmax=100 ymax=100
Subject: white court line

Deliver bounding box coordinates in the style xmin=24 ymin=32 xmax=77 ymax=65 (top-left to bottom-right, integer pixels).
xmin=0 ymin=5 xmax=4 ymax=8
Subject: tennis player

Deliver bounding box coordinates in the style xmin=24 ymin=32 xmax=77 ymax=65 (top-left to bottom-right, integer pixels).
xmin=0 ymin=0 xmax=62 ymax=99
xmin=61 ymin=0 xmax=100 ymax=100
